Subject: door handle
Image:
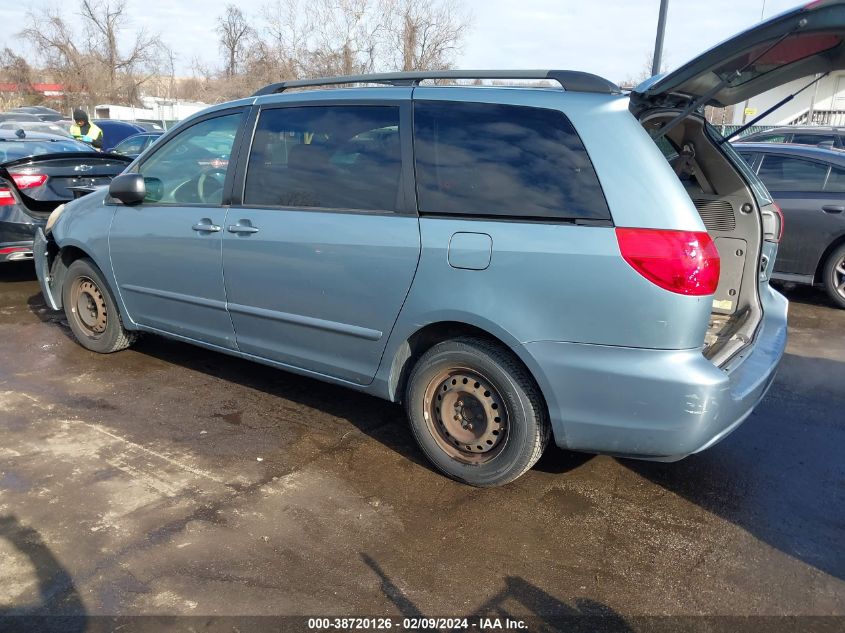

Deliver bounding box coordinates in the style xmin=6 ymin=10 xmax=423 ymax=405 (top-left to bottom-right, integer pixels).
xmin=227 ymin=223 xmax=260 ymax=234
xmin=822 ymin=205 xmax=845 ymax=214
xmin=192 ymin=221 xmax=221 ymax=232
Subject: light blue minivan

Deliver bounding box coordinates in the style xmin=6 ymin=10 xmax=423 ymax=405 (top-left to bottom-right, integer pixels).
xmin=36 ymin=3 xmax=845 ymax=485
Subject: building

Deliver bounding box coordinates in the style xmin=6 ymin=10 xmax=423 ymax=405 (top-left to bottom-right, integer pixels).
xmin=0 ymin=83 xmax=64 ymax=102
xmin=95 ymin=96 xmax=209 ymax=127
xmin=732 ymin=73 xmax=845 ymax=126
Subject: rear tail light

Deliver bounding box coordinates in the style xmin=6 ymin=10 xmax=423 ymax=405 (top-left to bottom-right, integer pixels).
xmin=616 ymin=228 xmax=721 ymax=296
xmin=11 ymin=173 xmax=48 ymax=189
xmin=761 ymin=203 xmax=784 ymax=243
xmin=0 ymin=187 xmax=15 ymax=206
xmin=0 ymin=246 xmax=31 ymax=255
xmin=773 ymin=203 xmax=785 ymax=242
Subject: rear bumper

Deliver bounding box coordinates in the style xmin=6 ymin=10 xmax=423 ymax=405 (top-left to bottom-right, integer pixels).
xmin=1 ymin=204 xmax=42 ymax=262
xmin=522 ymin=285 xmax=788 ymax=460
xmin=0 ymin=241 xmax=34 ymax=262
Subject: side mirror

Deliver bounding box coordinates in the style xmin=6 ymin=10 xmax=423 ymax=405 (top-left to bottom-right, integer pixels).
xmin=109 ymin=173 xmax=145 ymax=205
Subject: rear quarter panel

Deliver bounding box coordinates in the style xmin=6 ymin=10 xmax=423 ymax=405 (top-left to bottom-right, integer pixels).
xmin=375 ymin=89 xmax=712 ymax=399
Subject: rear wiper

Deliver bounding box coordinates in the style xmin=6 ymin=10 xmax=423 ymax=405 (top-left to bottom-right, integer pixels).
xmin=719 ymin=72 xmax=829 ymax=144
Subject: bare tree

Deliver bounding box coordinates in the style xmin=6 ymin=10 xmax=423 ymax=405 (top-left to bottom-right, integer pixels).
xmin=382 ymin=0 xmax=470 ymax=71
xmin=217 ymin=5 xmax=253 ymax=78
xmin=618 ymin=52 xmax=668 ymax=89
xmin=260 ymin=0 xmax=315 ymax=79
xmin=20 ymin=0 xmax=164 ymax=107
xmin=0 ymin=48 xmax=36 ymax=108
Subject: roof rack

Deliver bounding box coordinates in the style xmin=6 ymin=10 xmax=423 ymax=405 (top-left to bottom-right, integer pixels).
xmin=252 ymin=70 xmax=621 ymax=97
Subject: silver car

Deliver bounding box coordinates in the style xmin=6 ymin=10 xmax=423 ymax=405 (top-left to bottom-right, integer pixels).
xmin=37 ymin=2 xmax=845 ymax=486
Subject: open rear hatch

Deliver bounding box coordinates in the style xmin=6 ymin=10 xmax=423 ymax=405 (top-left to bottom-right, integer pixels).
xmin=0 ymin=152 xmax=132 ymax=216
xmin=630 ymin=0 xmax=845 ymax=365
xmin=631 ymin=1 xmax=845 ymax=114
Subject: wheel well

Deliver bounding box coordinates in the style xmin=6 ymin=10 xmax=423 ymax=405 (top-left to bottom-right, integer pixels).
xmin=46 ymin=244 xmax=94 ymax=310
xmin=814 ymin=233 xmax=845 ymax=283
xmin=389 ymin=321 xmax=546 ymax=415
xmin=59 ymin=245 xmax=89 ymax=267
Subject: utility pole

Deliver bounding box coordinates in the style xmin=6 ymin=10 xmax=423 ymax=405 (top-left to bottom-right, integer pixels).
xmin=652 ymin=0 xmax=669 ymax=76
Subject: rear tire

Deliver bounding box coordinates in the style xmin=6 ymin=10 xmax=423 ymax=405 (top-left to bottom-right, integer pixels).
xmin=62 ymin=258 xmax=137 ymax=353
xmin=822 ymin=243 xmax=845 ymax=309
xmin=405 ymin=337 xmax=549 ymax=487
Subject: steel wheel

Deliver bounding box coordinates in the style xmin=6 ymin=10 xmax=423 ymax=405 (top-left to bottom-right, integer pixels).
xmin=423 ymin=367 xmax=508 ymax=464
xmin=68 ymin=276 xmax=108 ymax=339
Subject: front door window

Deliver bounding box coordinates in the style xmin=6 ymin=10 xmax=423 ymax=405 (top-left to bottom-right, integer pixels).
xmin=139 ymin=113 xmax=242 ymax=205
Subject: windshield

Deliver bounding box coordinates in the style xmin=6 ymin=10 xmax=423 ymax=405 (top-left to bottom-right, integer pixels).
xmin=0 ymin=138 xmax=95 ymax=163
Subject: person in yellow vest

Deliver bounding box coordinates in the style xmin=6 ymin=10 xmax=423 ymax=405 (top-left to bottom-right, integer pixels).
xmin=70 ymin=109 xmax=103 ymax=150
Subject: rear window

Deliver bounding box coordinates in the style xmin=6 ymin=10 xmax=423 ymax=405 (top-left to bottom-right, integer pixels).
xmin=791 ymin=133 xmax=837 ymax=146
xmin=746 ymin=133 xmax=787 ymax=143
xmin=715 ymin=32 xmax=843 ymax=87
xmin=413 ymin=101 xmax=610 ymax=221
xmin=0 ymin=138 xmax=93 ymax=162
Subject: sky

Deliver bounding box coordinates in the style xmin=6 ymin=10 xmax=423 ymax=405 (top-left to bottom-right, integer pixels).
xmin=0 ymin=0 xmax=805 ymax=84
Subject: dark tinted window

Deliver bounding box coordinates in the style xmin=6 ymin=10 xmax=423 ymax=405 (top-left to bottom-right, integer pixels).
xmin=114 ymin=135 xmax=147 ymax=155
xmin=736 ymin=152 xmax=756 ymax=166
xmin=244 ymin=106 xmax=401 ymax=211
xmin=757 ymin=154 xmax=829 ymax=191
xmin=791 ymin=133 xmax=836 ymax=146
xmin=413 ymin=101 xmax=609 ymax=220
xmin=747 ymin=133 xmax=787 ymax=143
xmin=714 ymin=33 xmax=842 ymax=86
xmin=824 ymin=166 xmax=845 ymax=191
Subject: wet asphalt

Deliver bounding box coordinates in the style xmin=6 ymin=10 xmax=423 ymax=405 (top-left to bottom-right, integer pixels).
xmin=0 ymin=261 xmax=842 ymax=626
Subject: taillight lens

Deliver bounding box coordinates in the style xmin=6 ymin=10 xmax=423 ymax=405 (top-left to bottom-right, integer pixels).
xmin=773 ymin=203 xmax=785 ymax=242
xmin=11 ymin=173 xmax=48 ymax=189
xmin=0 ymin=187 xmax=15 ymax=206
xmin=616 ymin=228 xmax=721 ymax=296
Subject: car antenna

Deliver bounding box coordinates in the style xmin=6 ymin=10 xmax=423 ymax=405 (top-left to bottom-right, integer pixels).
xmin=719 ymin=72 xmax=829 ymax=144
xmin=15 ymin=128 xmax=25 ymax=139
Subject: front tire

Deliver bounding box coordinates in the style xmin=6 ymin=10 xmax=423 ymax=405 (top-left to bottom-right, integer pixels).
xmin=405 ymin=337 xmax=549 ymax=487
xmin=822 ymin=243 xmax=845 ymax=309
xmin=62 ymin=258 xmax=137 ymax=353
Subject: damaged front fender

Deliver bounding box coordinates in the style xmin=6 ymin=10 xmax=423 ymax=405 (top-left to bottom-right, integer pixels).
xmin=33 ymin=227 xmax=63 ymax=310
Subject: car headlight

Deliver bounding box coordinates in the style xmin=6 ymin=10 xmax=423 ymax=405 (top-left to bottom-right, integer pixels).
xmin=45 ymin=203 xmax=66 ymax=234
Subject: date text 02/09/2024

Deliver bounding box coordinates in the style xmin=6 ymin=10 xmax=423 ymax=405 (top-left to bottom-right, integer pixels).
xmin=306 ymin=617 xmax=528 ymax=630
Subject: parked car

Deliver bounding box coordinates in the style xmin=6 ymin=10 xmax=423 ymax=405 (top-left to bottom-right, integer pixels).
xmin=736 ymin=125 xmax=845 ymax=148
xmin=735 ymin=142 xmax=845 ymax=308
xmin=0 ymin=121 xmax=72 ymax=138
xmin=0 ymin=130 xmax=132 ymax=262
xmin=132 ymin=121 xmax=166 ymax=132
xmin=10 ymin=106 xmax=64 ymax=122
xmin=109 ymin=132 xmax=163 ymax=158
xmin=0 ymin=112 xmax=41 ymax=124
xmin=94 ymin=120 xmax=147 ymax=152
xmin=42 ymin=0 xmax=845 ymax=487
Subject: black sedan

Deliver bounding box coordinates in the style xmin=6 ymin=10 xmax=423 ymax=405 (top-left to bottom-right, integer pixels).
xmin=0 ymin=130 xmax=132 ymax=262
xmin=735 ymin=143 xmax=845 ymax=308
